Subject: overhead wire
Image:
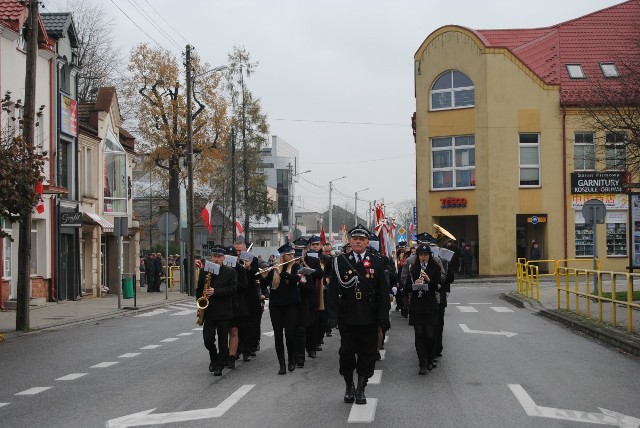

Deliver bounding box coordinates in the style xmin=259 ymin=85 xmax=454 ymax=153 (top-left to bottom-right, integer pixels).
xmin=141 ymin=0 xmax=190 ymax=45
xmin=108 ymin=0 xmax=166 ymax=50
xmin=127 ymin=0 xmax=182 ymax=51
xmin=273 ymin=118 xmax=408 ymax=127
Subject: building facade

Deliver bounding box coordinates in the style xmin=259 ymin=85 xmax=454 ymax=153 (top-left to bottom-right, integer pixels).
xmin=413 ymin=0 xmax=640 ymax=275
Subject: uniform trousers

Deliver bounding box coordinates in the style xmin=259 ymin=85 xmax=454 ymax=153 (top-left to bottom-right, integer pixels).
xmin=269 ymin=304 xmax=298 ymax=361
xmin=305 ymin=310 xmax=318 ymax=353
xmin=435 ymin=306 xmax=445 ymax=354
xmin=203 ymin=319 xmax=231 ymax=369
xmin=316 ymin=310 xmax=327 ymax=344
xmin=413 ymin=323 xmax=436 ymax=365
xmin=338 ymin=323 xmax=378 ymax=378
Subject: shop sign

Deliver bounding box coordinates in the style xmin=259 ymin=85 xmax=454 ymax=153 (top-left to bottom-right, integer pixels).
xmin=571 ymin=194 xmax=627 ymax=210
xmin=440 ymin=197 xmax=467 ymax=208
xmin=60 ymin=211 xmax=82 ymax=227
xmin=528 ymin=215 xmax=546 ymax=224
xmin=60 ymin=94 xmax=78 ymax=137
xmin=571 ymin=171 xmax=624 ymax=194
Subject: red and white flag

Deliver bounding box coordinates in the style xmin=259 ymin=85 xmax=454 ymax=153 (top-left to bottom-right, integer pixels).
xmin=320 ymin=225 xmax=327 ymax=245
xmin=34 ymin=181 xmax=45 ymax=214
xmin=201 ymin=201 xmax=213 ymax=234
xmin=235 ymin=219 xmax=244 ymax=238
xmin=408 ymin=223 xmax=415 ymax=235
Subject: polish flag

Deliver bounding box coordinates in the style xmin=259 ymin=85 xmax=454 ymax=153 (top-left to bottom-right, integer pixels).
xmin=34 ymin=181 xmax=45 ymax=214
xmin=200 ymin=201 xmax=213 ymax=234
xmin=320 ymin=225 xmax=326 ymax=245
xmin=235 ymin=220 xmax=244 ymax=237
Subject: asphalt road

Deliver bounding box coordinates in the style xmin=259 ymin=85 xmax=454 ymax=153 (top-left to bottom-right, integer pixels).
xmin=0 ymin=284 xmax=639 ymax=428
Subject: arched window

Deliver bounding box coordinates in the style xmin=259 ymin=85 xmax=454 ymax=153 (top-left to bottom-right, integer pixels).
xmin=430 ymin=70 xmax=474 ymax=110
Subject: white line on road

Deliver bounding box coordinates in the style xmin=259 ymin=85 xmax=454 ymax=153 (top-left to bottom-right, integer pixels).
xmin=263 ymin=331 xmax=275 ymax=337
xmin=140 ymin=345 xmax=161 ymax=350
xmin=170 ymin=310 xmax=195 ymax=316
xmin=160 ymin=338 xmax=180 ymax=343
xmin=177 ymin=332 xmax=193 ymax=336
xmin=90 ymin=362 xmax=119 ymax=368
xmin=379 ymin=350 xmax=386 ymax=360
xmin=458 ymin=306 xmax=478 ymax=312
xmin=15 ymin=387 xmax=52 ymax=395
xmin=193 ymin=327 xmax=203 ymax=331
xmin=491 ymin=307 xmax=514 ymax=313
xmin=468 ymin=302 xmax=492 ymax=305
xmin=119 ymin=353 xmax=141 ymax=358
xmin=448 ymin=302 xmax=460 ymax=305
xmin=384 ymin=336 xmax=389 ymax=344
xmin=135 ymin=309 xmax=169 ymax=317
xmin=369 ymin=370 xmax=383 ymax=385
xmin=0 ymin=403 xmax=8 ymax=408
xmin=56 ymin=373 xmax=88 ymax=381
xmin=348 ymin=398 xmax=378 ymax=423
xmin=459 ymin=324 xmax=517 ymax=337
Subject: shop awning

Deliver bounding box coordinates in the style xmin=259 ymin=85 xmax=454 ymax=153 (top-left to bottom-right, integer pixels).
xmin=83 ymin=212 xmax=114 ymax=233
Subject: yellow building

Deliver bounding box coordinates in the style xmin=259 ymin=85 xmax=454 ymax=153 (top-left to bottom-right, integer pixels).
xmin=413 ymin=0 xmax=639 ymax=275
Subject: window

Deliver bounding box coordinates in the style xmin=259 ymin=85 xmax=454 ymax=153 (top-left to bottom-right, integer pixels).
xmin=30 ymin=228 xmax=37 ymax=275
xmin=574 ymin=132 xmax=595 ymax=171
xmin=430 ymin=70 xmax=474 ymax=110
xmin=600 ymin=63 xmax=619 ymax=78
xmin=566 ymin=64 xmax=585 ymax=79
xmin=431 ymin=135 xmax=475 ymax=189
xmin=57 ymin=140 xmax=70 ymax=190
xmin=519 ymin=133 xmax=540 ymax=186
xmin=575 ymin=224 xmax=593 ymax=256
xmin=2 ymin=218 xmax=12 ymax=278
xmin=81 ymin=146 xmax=95 ymax=198
xmin=103 ymin=130 xmax=128 ymax=213
xmin=605 ymin=132 xmax=626 ymax=171
xmin=606 ymin=222 xmax=626 ymax=256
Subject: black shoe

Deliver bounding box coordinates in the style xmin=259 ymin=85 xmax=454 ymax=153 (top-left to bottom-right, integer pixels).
xmin=375 ymin=351 xmax=382 ymax=361
xmin=344 ymin=380 xmax=355 ymax=403
xmin=432 ymin=363 xmax=438 ymax=369
xmin=437 ymin=352 xmax=443 ymax=357
xmin=418 ymin=366 xmax=427 ymax=375
xmin=427 ymin=362 xmax=433 ymax=371
xmin=227 ymin=358 xmax=236 ymax=369
xmin=288 ymin=361 xmax=296 ymax=372
xmin=278 ymin=359 xmax=286 ymax=375
xmin=308 ymin=349 xmax=317 ymax=359
xmin=355 ymin=375 xmax=368 ymax=405
xmin=249 ymin=351 xmax=257 ymax=357
xmin=433 ymin=358 xmax=439 ymax=364
xmin=320 ymin=339 xmax=325 ymax=344
xmin=213 ymin=368 xmax=222 ymax=376
xmin=243 ymin=354 xmax=251 ymax=362
xmin=326 ymin=332 xmax=332 ymax=337
xmin=209 ymin=363 xmax=214 ymax=373
xmin=315 ymin=345 xmax=322 ymax=351
xmin=296 ymin=357 xmax=305 ymax=368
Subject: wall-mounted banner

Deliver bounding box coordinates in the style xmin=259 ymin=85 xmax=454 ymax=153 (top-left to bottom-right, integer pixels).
xmin=571 ymin=171 xmax=624 ymax=194
xmin=60 ymin=94 xmax=78 ymax=137
xmin=571 ymin=193 xmax=628 ymax=210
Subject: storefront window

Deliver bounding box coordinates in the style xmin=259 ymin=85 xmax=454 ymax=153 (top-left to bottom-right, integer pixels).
xmin=606 ymin=222 xmax=627 ymax=256
xmin=103 ymin=130 xmax=127 ymax=214
xmin=575 ymin=224 xmax=594 ymax=256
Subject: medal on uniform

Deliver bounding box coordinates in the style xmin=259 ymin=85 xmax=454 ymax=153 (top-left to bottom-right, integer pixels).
xmin=418 ymin=290 xmax=423 ymax=298
xmin=363 ymin=259 xmax=371 ymax=268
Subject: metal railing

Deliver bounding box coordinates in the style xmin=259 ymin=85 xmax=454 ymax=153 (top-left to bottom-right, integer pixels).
xmin=516 ymin=258 xmax=601 ymax=301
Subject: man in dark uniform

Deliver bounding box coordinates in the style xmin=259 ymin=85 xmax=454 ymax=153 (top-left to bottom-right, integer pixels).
xmin=327 ymin=224 xmax=390 ymax=405
xmin=196 ymin=245 xmax=238 ymax=376
xmin=301 ymin=235 xmax=325 ymax=359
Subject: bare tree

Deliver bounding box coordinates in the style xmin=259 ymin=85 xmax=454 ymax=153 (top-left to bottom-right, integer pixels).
xmin=387 ymin=199 xmax=416 ymax=231
xmin=65 ymin=0 xmax=123 ymax=102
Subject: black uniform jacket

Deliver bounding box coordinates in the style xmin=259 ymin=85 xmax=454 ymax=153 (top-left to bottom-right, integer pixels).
xmin=244 ymin=262 xmax=263 ymax=316
xmin=327 ymin=251 xmax=390 ymax=326
xmin=404 ymin=260 xmax=441 ymax=315
xmin=269 ymin=263 xmax=302 ymax=307
xmin=232 ymin=263 xmax=250 ymax=318
xmin=196 ymin=264 xmax=238 ymax=321
xmin=303 ymin=255 xmax=324 ymax=309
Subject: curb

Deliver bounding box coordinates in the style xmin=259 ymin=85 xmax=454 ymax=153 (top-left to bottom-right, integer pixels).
xmin=0 ymin=295 xmax=193 ymax=342
xmin=501 ymin=292 xmax=640 ymax=357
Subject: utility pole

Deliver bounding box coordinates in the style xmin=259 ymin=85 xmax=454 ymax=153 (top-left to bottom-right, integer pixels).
xmin=354 ymin=187 xmax=369 ymax=227
xmin=328 ymin=176 xmax=346 ymax=245
xmin=185 ymin=44 xmax=195 ymax=296
xmin=16 ymin=0 xmax=39 ymax=331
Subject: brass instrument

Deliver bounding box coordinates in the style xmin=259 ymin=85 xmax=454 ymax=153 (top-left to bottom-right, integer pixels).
xmin=255 ymin=256 xmax=303 ymax=275
xmin=196 ymin=271 xmax=212 ymax=325
xmin=433 ymin=223 xmax=456 ymax=246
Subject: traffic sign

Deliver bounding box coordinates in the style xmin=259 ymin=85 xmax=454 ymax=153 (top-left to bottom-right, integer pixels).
xmin=398 ymin=227 xmax=406 ymax=235
xmin=582 ymin=199 xmax=606 ymax=224
xmin=158 ymin=212 xmax=178 ymax=234
xmin=397 ymin=235 xmax=406 ymax=243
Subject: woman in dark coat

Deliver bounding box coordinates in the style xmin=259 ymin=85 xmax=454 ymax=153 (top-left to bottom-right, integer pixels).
xmin=269 ymin=244 xmax=302 ymax=374
xmin=404 ymin=244 xmax=441 ymax=375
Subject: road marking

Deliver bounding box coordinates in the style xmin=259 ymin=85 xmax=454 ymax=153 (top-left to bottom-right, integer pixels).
xmin=379 ymin=350 xmax=386 ymax=360
xmin=348 ymin=398 xmax=378 ymax=423
xmin=0 ymin=403 xmax=8 ymax=408
xmin=509 ymin=384 xmax=640 ymax=427
xmin=263 ymin=331 xmax=275 ymax=337
xmin=491 ymin=307 xmax=514 ymax=313
xmin=160 ymin=338 xmax=179 ymax=343
xmin=15 ymin=387 xmax=52 ymax=396
xmin=175 ymin=303 xmax=196 ymax=308
xmin=448 ymin=302 xmax=460 ymax=305
xmin=106 ymin=384 xmax=255 ymax=427
xmin=369 ymin=370 xmax=383 ymax=385
xmin=458 ymin=306 xmax=478 ymax=313
xmin=469 ymin=302 xmax=492 ymax=305
xmin=170 ymin=309 xmax=195 ymax=316
xmin=177 ymin=332 xmax=193 ymax=336
xmin=135 ymin=309 xmax=169 ymax=317
xmin=140 ymin=345 xmax=161 ymax=350
xmin=459 ymin=324 xmax=517 ymax=337
xmin=90 ymin=362 xmax=119 ymax=368
xmin=119 ymin=353 xmax=141 ymax=358
xmin=193 ymin=327 xmax=203 ymax=331
xmin=56 ymin=373 xmax=88 ymax=381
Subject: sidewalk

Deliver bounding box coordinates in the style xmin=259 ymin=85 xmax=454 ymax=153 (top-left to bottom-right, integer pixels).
xmin=0 ymin=285 xmax=193 ymax=342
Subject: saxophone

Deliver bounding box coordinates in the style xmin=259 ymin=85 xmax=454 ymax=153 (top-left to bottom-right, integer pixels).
xmin=196 ymin=271 xmax=212 ymax=326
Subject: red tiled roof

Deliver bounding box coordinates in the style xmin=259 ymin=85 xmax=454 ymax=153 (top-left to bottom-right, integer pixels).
xmin=470 ymin=0 xmax=640 ymax=106
xmin=0 ymin=0 xmax=28 ymax=32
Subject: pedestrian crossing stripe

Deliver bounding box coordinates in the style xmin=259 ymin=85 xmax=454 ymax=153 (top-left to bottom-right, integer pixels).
xmin=263 ymin=331 xmax=275 ymax=337
xmin=457 ymin=306 xmax=478 ymax=312
xmin=15 ymin=387 xmax=52 ymax=396
xmin=90 ymin=362 xmax=118 ymax=368
xmin=0 ymin=403 xmax=8 ymax=408
xmin=348 ymin=398 xmax=377 ymax=423
xmin=491 ymin=307 xmax=514 ymax=313
xmin=56 ymin=373 xmax=87 ymax=381
xmin=369 ymin=370 xmax=382 ymax=384
xmin=379 ymin=350 xmax=386 ymax=360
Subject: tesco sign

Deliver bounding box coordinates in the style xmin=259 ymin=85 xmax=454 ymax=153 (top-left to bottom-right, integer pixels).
xmin=440 ymin=198 xmax=467 ymax=208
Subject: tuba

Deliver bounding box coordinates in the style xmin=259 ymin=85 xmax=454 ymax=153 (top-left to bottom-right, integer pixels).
xmin=196 ymin=272 xmax=212 ymax=326
xmin=433 ymin=224 xmax=456 ymax=246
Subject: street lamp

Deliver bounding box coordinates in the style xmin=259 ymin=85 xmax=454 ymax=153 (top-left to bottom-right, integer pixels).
xmin=328 ymin=175 xmax=347 ymax=244
xmin=185 ymin=45 xmax=227 ymax=296
xmin=354 ymin=187 xmax=369 ymax=227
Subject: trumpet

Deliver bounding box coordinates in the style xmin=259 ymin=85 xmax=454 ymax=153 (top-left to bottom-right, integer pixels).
xmin=255 ymin=256 xmax=303 ymax=275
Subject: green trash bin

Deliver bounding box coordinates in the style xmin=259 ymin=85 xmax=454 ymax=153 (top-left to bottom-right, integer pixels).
xmin=122 ymin=277 xmax=134 ymax=299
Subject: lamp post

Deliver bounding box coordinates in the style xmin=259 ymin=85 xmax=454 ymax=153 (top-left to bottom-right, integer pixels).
xmin=290 ymin=168 xmax=311 ymax=240
xmin=328 ymin=176 xmax=347 ymax=244
xmin=354 ymin=187 xmax=369 ymax=227
xmin=185 ymin=46 xmax=227 ymax=295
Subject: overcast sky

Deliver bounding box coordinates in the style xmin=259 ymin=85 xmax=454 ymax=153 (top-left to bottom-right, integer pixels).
xmin=46 ymin=0 xmax=623 ymax=216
